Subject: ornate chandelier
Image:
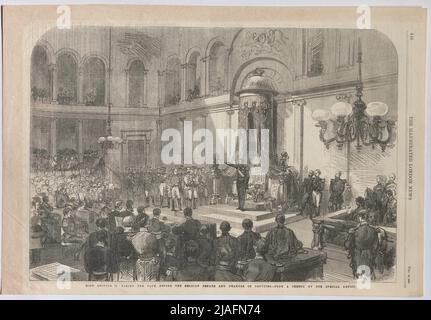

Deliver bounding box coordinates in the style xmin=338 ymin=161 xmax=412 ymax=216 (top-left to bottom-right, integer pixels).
xmin=311 ymin=38 xmax=396 ymax=152
xmin=98 ymin=27 xmax=124 ymax=152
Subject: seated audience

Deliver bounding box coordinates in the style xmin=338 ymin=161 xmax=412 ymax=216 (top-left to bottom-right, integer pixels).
xmin=243 ymin=239 xmax=276 ymax=282
xmin=238 ymin=218 xmax=261 ymax=261
xmin=84 ymin=231 xmax=113 ymax=281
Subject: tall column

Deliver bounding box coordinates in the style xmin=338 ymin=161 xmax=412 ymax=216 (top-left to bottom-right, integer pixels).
xmin=201 ymin=56 xmax=209 ymax=97
xmin=77 ymin=67 xmax=84 ymax=105
xmin=224 ymin=48 xmax=231 ymax=94
xmin=124 ymin=69 xmax=129 ymax=107
xmin=226 ymin=108 xmax=235 ymax=162
xmin=200 ymin=113 xmax=209 ymax=159
xmin=50 ymin=118 xmax=57 ymax=156
xmin=292 ymin=99 xmax=307 ymax=181
xmin=180 ymin=63 xmax=188 ymax=102
xmin=156 ymin=119 xmax=163 ymax=166
xmin=157 ymin=70 xmax=165 ymax=107
xmin=77 ymin=119 xmax=83 ymax=161
xmin=49 ymin=64 xmax=58 ymax=104
xmin=179 ymin=117 xmax=186 ymax=164
xmin=143 ymin=69 xmax=149 ymax=107
xmin=144 ymin=136 xmax=150 ymax=167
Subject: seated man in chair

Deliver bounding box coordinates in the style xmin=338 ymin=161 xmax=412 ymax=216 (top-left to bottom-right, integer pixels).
xmin=264 ymin=214 xmax=303 ymax=263
xmin=84 ymin=231 xmax=113 ymax=281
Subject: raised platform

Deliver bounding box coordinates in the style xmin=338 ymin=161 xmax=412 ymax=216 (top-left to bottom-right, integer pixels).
xmin=160 ymin=204 xmax=304 ymax=237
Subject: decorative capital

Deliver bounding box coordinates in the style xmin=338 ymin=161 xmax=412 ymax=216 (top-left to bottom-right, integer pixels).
xmin=157 ymin=70 xmax=165 ymax=77
xmin=226 ymin=108 xmax=235 ymax=116
xmin=292 ymin=98 xmax=307 ymax=108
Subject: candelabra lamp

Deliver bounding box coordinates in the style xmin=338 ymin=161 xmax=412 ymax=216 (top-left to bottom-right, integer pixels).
xmin=311 ymin=38 xmax=396 ymax=152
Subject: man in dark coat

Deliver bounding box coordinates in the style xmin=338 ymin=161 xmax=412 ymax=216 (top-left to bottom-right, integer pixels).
xmin=172 ymin=207 xmax=202 ymax=266
xmin=226 ymin=163 xmax=250 ymax=211
xmin=237 ymin=219 xmax=261 ymax=261
xmin=329 ymin=171 xmax=347 ymax=211
xmin=172 ymin=207 xmax=201 ymax=242
xmin=243 ymin=238 xmax=276 ymax=282
xmin=264 ymin=214 xmax=303 ymax=263
xmin=344 ymin=212 xmax=379 ymax=279
xmin=75 ymin=218 xmax=111 ymax=261
xmin=300 ymin=171 xmax=315 ymax=216
xmin=159 ymin=236 xmax=181 ymax=281
xmin=121 ymin=200 xmax=135 ymax=217
xmin=176 ymin=240 xmax=209 ymax=281
xmin=132 ymin=206 xmax=149 ymax=232
xmin=214 ymin=239 xmax=243 ymax=282
xmin=215 ymin=221 xmax=240 ymax=276
xmin=84 ymin=231 xmax=113 ymax=281
xmin=196 ymin=225 xmax=216 ymax=268
xmin=110 ymin=226 xmax=137 ymax=280
xmin=105 ymin=200 xmax=124 ymax=233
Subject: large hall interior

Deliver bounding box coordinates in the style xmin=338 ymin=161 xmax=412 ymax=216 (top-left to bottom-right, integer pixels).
xmin=29 ymin=26 xmax=398 ymax=282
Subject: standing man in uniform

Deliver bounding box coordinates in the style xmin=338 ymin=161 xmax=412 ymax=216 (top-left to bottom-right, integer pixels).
xmin=311 ymin=169 xmax=325 ymax=217
xmin=329 ymin=171 xmax=347 ymax=212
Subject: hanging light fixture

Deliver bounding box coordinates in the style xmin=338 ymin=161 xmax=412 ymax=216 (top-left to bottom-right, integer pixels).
xmin=98 ymin=26 xmax=125 ymax=152
xmin=311 ymin=38 xmax=396 ymax=152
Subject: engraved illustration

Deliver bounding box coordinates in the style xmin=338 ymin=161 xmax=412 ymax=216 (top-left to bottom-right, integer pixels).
xmin=29 ymin=26 xmax=398 ymax=282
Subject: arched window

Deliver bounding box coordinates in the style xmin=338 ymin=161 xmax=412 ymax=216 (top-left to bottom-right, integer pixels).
xmin=83 ymin=57 xmax=106 ymax=106
xmin=57 ymin=53 xmax=78 ymax=104
xmin=208 ymin=41 xmax=226 ymax=96
xmin=165 ymin=57 xmax=181 ymax=106
xmin=128 ymin=60 xmax=146 ymax=107
xmin=307 ymin=29 xmax=324 ymax=77
xmin=31 ymin=45 xmax=51 ymax=103
xmin=186 ymin=52 xmax=201 ymax=101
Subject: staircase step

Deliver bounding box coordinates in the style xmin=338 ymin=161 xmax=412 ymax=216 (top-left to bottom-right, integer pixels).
xmin=198 ymin=205 xmax=276 ymax=221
